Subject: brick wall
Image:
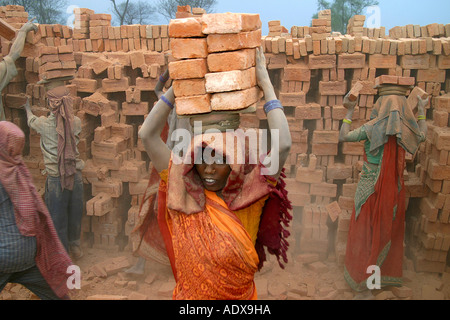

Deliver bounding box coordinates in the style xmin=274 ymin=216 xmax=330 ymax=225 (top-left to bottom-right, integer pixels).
xmin=1 ymin=5 xmax=449 ymax=272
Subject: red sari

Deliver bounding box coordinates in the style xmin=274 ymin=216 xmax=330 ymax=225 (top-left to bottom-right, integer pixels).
xmin=344 ymin=136 xmax=406 ymax=291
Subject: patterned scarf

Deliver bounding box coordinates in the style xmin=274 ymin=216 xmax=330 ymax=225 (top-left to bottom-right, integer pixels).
xmin=46 ymin=86 xmax=77 ymax=191
xmin=0 ymin=121 xmax=72 ymax=299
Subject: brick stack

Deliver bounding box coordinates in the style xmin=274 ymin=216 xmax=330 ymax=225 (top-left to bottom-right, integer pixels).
xmin=168 ymin=12 xmax=262 ymax=116
xmin=72 ymin=8 xmax=170 ymax=53
xmin=318 ymin=10 xmax=332 ymax=34
xmin=0 ymin=4 xmax=28 ymax=29
xmin=347 ymin=15 xmax=365 ymax=37
xmin=407 ymin=91 xmax=450 ymax=273
xmin=175 ymin=5 xmax=194 ymax=19
xmin=73 ymin=7 xmax=94 ymax=40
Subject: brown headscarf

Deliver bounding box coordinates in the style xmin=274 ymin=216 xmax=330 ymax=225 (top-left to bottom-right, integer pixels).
xmin=0 ymin=121 xmax=73 ymax=299
xmin=364 ymin=93 xmax=424 ymax=156
xmin=46 ymin=86 xmax=77 ymax=191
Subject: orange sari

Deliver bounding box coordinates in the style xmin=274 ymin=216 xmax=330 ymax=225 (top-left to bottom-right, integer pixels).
xmin=159 ymin=171 xmax=263 ymax=300
xmin=156 ymin=132 xmax=293 ymax=300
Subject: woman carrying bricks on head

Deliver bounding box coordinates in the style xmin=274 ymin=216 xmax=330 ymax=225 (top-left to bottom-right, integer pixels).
xmin=138 ymin=47 xmax=292 ymax=300
xmin=339 ymin=82 xmax=429 ymax=298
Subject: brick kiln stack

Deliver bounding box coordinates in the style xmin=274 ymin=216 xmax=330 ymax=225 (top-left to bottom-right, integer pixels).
xmin=168 ymin=12 xmax=262 ymax=116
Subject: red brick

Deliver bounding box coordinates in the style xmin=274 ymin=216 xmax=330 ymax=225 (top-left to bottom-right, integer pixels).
xmin=338 ymin=53 xmax=365 ymax=69
xmin=169 ymin=58 xmax=208 ymax=80
xmin=296 ymin=167 xmax=323 ymax=184
xmin=73 ymin=78 xmax=98 ymax=93
xmin=319 ymin=81 xmax=347 ymax=95
xmin=433 ymin=128 xmax=450 ymax=151
xmin=283 ymin=65 xmax=311 ymax=82
xmin=400 ymin=54 xmax=430 ymax=70
xmin=310 ymin=183 xmax=338 ymax=198
xmin=102 ymin=77 xmax=129 ymax=93
xmin=175 ymin=94 xmax=212 ymax=115
xmin=122 ymin=102 xmax=149 ymax=116
xmin=201 ymin=13 xmax=261 ymax=34
xmin=210 ymin=87 xmax=260 ymax=111
xmin=342 ymin=142 xmax=365 ymax=155
xmin=428 ymin=159 xmax=450 ymax=180
xmin=169 ymin=17 xmax=204 ymax=38
xmin=171 ymin=38 xmax=208 ymax=59
xmin=347 ymin=81 xmax=364 ymax=102
xmin=433 ymin=94 xmax=450 ymax=112
xmin=207 ymin=48 xmax=256 ymax=72
xmin=205 ymin=68 xmax=256 ymax=93
xmin=417 ymin=69 xmax=446 ymax=83
xmin=312 ymin=131 xmax=339 ymax=144
xmin=92 ymin=136 xmax=127 ymax=155
xmin=368 ymin=54 xmax=397 ymax=69
xmin=280 ymin=92 xmax=307 ymax=107
xmin=173 ymin=79 xmax=206 ymax=97
xmin=351 ymin=80 xmax=378 ymax=95
xmin=129 ymin=51 xmax=145 ymax=69
xmin=207 ymin=29 xmax=261 ymax=53
xmin=312 ymin=143 xmax=338 ymax=156
xmin=135 ymin=77 xmax=158 ymax=91
xmin=398 ymin=76 xmax=415 ymax=86
xmin=112 ymin=160 xmax=147 ymax=183
xmin=91 ymin=56 xmax=113 ymax=75
xmin=295 ymin=103 xmax=321 ymax=119
xmin=307 ymin=54 xmax=336 ymax=69
xmin=433 ymin=110 xmax=449 ymax=127
xmin=375 ymin=75 xmax=399 ymax=86
xmin=129 ymin=179 xmax=149 ymax=195
xmin=326 ymin=164 xmax=353 ymax=180
xmin=437 ymin=55 xmax=450 ymax=69
xmin=82 ymin=92 xmax=113 ymax=116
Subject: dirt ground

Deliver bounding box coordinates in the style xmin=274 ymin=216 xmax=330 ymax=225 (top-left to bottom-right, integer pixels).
xmin=1 ymin=245 xmax=448 ymax=301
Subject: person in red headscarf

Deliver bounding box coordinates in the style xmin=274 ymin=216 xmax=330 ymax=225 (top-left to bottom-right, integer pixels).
xmin=24 ymin=78 xmax=85 ymax=261
xmin=0 ymin=121 xmax=73 ymax=300
xmin=138 ymin=47 xmax=293 ymax=300
xmin=339 ymin=83 xmax=429 ymax=299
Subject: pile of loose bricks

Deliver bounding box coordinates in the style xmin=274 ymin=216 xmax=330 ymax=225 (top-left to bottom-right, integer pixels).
xmin=1 ymin=5 xmax=449 ymax=273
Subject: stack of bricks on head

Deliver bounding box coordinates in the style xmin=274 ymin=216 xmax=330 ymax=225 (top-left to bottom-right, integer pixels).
xmin=168 ymin=12 xmax=262 ymax=116
xmin=0 ymin=3 xmax=449 ymax=273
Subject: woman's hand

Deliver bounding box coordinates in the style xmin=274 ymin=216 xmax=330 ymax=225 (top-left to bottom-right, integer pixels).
xmin=20 ymin=20 xmax=38 ymax=34
xmin=343 ymin=93 xmax=357 ymax=110
xmin=417 ymin=95 xmax=430 ymax=114
xmin=255 ymin=46 xmax=277 ymax=102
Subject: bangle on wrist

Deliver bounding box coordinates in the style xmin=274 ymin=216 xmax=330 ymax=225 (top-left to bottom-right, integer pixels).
xmin=161 ymin=95 xmax=174 ymax=110
xmin=343 ymin=119 xmax=352 ymax=125
xmin=264 ymin=100 xmax=283 ymax=115
xmin=418 ymin=115 xmax=426 ymax=121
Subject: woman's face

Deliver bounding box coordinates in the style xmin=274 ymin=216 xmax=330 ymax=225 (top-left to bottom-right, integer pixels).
xmin=195 ymin=148 xmax=232 ymax=193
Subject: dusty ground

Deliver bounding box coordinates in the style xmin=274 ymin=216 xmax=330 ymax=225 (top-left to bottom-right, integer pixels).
xmin=1 ymin=246 xmax=448 ymax=301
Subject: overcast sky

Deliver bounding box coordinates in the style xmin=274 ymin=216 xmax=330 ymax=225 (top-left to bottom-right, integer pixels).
xmin=65 ymin=0 xmax=449 ymax=34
